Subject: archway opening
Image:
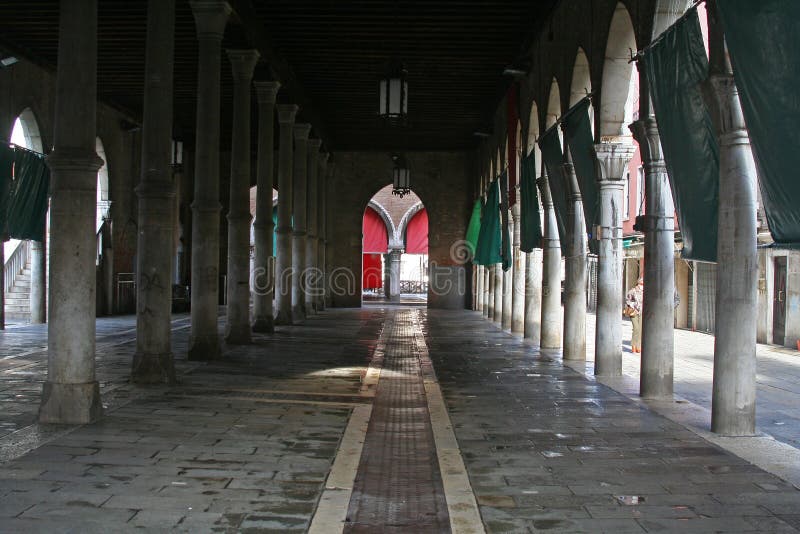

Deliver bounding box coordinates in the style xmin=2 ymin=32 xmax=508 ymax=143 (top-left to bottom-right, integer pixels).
xmin=362 ymin=184 xmax=427 ymax=305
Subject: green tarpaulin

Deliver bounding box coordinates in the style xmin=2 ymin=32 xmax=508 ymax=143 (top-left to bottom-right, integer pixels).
xmin=474 ymin=179 xmax=502 ymax=266
xmin=519 ymin=151 xmax=542 ymax=253
xmin=538 ymin=125 xmax=568 ymax=255
xmin=562 ymin=97 xmax=599 ymax=241
xmin=499 ymin=171 xmax=511 ymax=271
xmin=717 ymin=0 xmax=800 ymax=245
xmin=0 ymin=144 xmax=14 ymax=237
xmin=7 ymin=148 xmax=50 ymax=242
xmin=465 ymin=198 xmax=482 ymax=257
xmin=641 ymin=8 xmax=719 ymax=262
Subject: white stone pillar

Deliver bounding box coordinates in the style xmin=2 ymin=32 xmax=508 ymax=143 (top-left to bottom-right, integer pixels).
xmin=39 ymin=0 xmax=104 ymax=423
xmin=388 ymin=249 xmax=402 ymax=302
xmin=251 ymin=81 xmax=280 ymax=334
xmin=274 ymin=105 xmax=297 ymax=325
xmin=562 ymin=161 xmax=587 ymax=361
xmin=132 ymin=0 xmax=177 ymax=383
xmin=631 ymin=118 xmax=676 ymax=396
xmin=511 ymin=203 xmax=525 ymax=334
xmin=317 ymin=152 xmax=329 ymax=311
xmin=493 ymin=263 xmax=503 ymax=325
xmin=476 ymin=264 xmax=484 ymax=312
xmin=539 ymin=172 xmax=562 ymax=349
xmin=524 ymin=249 xmax=542 ymax=343
xmin=487 ymin=265 xmax=495 ymax=319
xmin=305 ymin=138 xmax=321 ymax=314
xmin=502 ymin=212 xmax=513 ymax=331
xmin=30 ymin=239 xmax=46 ymax=323
xmin=291 ymin=123 xmax=311 ymax=322
xmin=187 ymin=0 xmax=229 ymax=361
xmin=711 ymin=73 xmax=758 ymax=436
xmin=593 ymin=142 xmax=635 ymax=376
xmin=224 ymin=49 xmax=259 ymax=344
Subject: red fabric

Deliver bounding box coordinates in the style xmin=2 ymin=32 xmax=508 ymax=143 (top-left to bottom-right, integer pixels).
xmin=363 ymin=206 xmax=388 ymax=253
xmin=362 ymin=253 xmax=383 ymax=289
xmin=405 ymin=208 xmax=428 ymax=254
xmin=507 ymin=84 xmax=518 ymax=205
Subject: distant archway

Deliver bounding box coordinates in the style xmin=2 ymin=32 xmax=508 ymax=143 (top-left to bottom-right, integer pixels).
xmin=570 ymin=47 xmax=595 ymax=134
xmin=95 ymin=137 xmax=110 ymax=231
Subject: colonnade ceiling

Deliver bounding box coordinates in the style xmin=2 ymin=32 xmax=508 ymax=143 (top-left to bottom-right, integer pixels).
xmin=0 ymin=0 xmax=558 ymax=152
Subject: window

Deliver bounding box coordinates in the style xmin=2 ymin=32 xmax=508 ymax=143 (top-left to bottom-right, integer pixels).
xmin=623 ymin=170 xmax=630 ymax=220
xmin=636 ymin=166 xmax=645 ymax=216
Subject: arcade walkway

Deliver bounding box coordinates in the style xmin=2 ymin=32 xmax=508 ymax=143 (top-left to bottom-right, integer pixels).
xmin=0 ymin=308 xmax=799 ymax=532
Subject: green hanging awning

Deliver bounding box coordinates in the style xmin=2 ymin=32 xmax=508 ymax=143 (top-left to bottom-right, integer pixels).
xmin=717 ymin=0 xmax=800 ymax=246
xmin=519 ymin=151 xmax=542 ymax=253
xmin=0 ymin=144 xmax=14 ymax=238
xmin=7 ymin=148 xmax=50 ymax=242
xmin=538 ymin=125 xmax=568 ymax=255
xmin=499 ymin=171 xmax=511 ymax=271
xmin=561 ymin=97 xmax=599 ymax=242
xmin=474 ymin=179 xmax=502 ymax=266
xmin=641 ymin=7 xmax=719 ymax=262
xmin=465 ymin=198 xmax=482 ymax=258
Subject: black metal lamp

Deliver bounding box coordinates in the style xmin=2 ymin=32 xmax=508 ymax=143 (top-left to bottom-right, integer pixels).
xmin=379 ymin=60 xmax=408 ymax=124
xmin=391 ymin=154 xmax=411 ymax=198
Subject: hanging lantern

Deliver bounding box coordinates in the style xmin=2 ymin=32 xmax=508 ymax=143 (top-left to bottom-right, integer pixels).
xmin=379 ymin=60 xmax=408 ymax=124
xmin=391 ymin=154 xmax=411 ymax=198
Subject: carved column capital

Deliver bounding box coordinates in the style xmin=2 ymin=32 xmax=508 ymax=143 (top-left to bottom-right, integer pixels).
xmin=630 ymin=117 xmax=663 ymax=166
xmin=277 ymin=104 xmax=298 ymax=124
xmin=189 ymin=0 xmax=230 ymax=41
xmin=226 ymin=49 xmax=259 ymax=82
xmin=594 ymin=142 xmax=636 ymax=183
xmin=254 ymin=81 xmax=281 ymax=105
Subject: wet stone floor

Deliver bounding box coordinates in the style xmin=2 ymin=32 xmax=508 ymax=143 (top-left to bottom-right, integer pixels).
xmin=424 ymin=310 xmax=800 ymax=533
xmin=0 ymin=307 xmax=799 ymax=532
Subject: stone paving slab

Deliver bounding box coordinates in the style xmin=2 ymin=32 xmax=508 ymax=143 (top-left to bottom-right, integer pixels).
xmin=424 ymin=309 xmax=800 ymax=533
xmin=0 ymin=309 xmax=384 ymax=532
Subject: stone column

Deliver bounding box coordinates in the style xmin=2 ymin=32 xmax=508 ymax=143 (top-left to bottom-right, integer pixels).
xmin=30 ymin=239 xmax=46 ymax=323
xmin=291 ymin=123 xmax=311 ymax=322
xmin=387 ymin=249 xmax=402 ymax=302
xmin=224 ymin=49 xmax=259 ymax=344
xmin=493 ymin=262 xmax=503 ymax=325
xmin=710 ymin=73 xmax=758 ymax=436
xmin=593 ymin=142 xmax=635 ymax=376
xmin=132 ymin=0 xmax=177 ymax=382
xmin=486 ymin=265 xmax=494 ymax=319
xmin=483 ymin=265 xmax=491 ymax=318
xmin=251 ymin=81 xmax=280 ymax=333
xmin=305 ymin=138 xmax=321 ymax=314
xmin=187 ymin=0 xmax=229 ymax=361
xmin=502 ymin=213 xmax=513 ymax=330
xmin=317 ymin=152 xmax=328 ymax=311
xmin=476 ymin=264 xmax=484 ymax=312
xmin=562 ymin=161 xmax=587 ymax=361
xmin=39 ymin=0 xmax=104 ymax=423
xmin=274 ymin=105 xmax=297 ymax=325
xmin=631 ymin=118 xmax=676 ymax=396
xmin=511 ymin=203 xmax=525 ymax=334
xmin=539 ymin=172 xmax=562 ymax=349
xmin=524 ymin=249 xmax=542 ymax=343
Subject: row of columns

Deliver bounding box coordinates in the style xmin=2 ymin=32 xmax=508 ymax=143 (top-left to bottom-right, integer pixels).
xmin=476 ymin=89 xmax=757 ymax=437
xmin=38 ymin=0 xmax=332 ymax=423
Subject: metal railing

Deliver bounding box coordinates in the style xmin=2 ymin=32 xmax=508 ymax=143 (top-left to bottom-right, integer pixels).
xmin=399 ymin=280 xmax=427 ymax=294
xmin=115 ymin=272 xmax=136 ymax=314
xmin=4 ymin=240 xmax=30 ymax=296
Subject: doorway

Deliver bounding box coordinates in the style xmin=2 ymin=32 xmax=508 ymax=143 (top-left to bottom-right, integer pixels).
xmin=773 ymin=256 xmax=787 ymax=346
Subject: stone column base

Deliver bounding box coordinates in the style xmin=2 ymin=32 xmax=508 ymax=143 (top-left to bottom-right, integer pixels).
xmin=292 ymin=305 xmax=306 ymax=323
xmin=225 ymin=324 xmax=252 ymax=345
xmin=188 ymin=336 xmax=222 ymax=361
xmin=274 ymin=311 xmax=293 ymax=326
xmin=131 ymin=352 xmax=176 ymax=384
xmin=39 ymin=381 xmax=103 ymax=424
xmin=251 ymin=316 xmax=274 ymax=334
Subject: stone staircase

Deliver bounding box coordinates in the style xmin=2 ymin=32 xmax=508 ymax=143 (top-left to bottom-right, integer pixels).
xmin=5 ymin=257 xmax=31 ymax=320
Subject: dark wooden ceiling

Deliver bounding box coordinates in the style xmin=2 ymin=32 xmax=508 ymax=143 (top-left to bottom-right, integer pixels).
xmin=0 ymin=0 xmax=559 ymax=151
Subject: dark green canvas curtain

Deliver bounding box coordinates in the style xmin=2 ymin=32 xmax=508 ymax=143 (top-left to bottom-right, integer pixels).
xmin=717 ymin=0 xmax=800 ymax=245
xmin=538 ymin=126 xmax=568 ymax=255
xmin=0 ymin=145 xmax=14 ymax=235
xmin=641 ymin=8 xmax=719 ymax=262
xmin=8 ymin=149 xmax=50 ymax=241
xmin=562 ymin=97 xmax=599 ymax=241
xmin=465 ymin=198 xmax=482 ymax=257
xmin=0 ymin=144 xmax=50 ymax=242
xmin=474 ymin=179 xmax=502 ymax=266
xmin=519 ymin=151 xmax=542 ymax=253
xmin=499 ymin=171 xmax=512 ymax=271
